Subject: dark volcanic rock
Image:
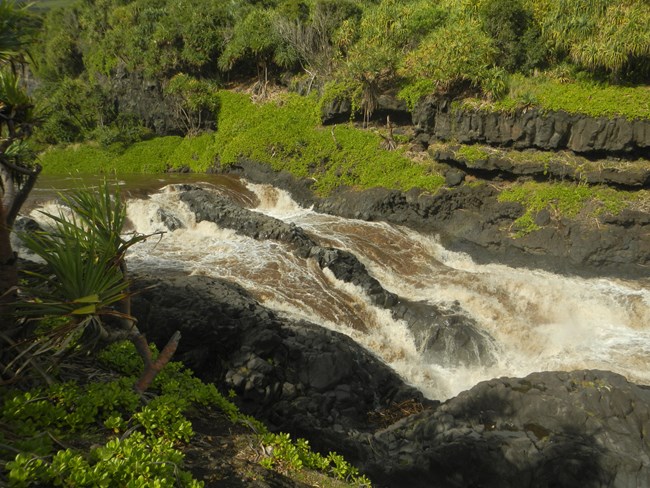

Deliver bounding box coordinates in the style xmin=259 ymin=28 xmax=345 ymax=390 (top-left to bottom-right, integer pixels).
xmin=361 ymin=370 xmax=650 ymax=488
xmin=132 ymin=270 xmax=650 ymax=488
xmin=434 ymin=148 xmax=650 ymax=188
xmin=131 ymin=270 xmax=429 ymax=452
xmin=100 ymin=65 xmax=214 ymax=135
xmin=413 ymin=96 xmax=650 ymax=158
xmin=321 ymin=90 xmax=411 ymax=125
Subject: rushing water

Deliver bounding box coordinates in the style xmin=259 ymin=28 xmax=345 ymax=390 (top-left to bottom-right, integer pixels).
xmin=25 ymin=176 xmax=650 ymax=400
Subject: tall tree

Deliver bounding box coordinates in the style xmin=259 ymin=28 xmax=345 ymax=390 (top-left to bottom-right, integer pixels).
xmin=0 ymin=0 xmax=40 ymax=323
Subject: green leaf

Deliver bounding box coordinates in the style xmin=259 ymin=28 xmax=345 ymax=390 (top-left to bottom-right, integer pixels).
xmin=71 ymin=304 xmax=97 ymax=315
xmin=72 ymin=294 xmax=100 ymax=304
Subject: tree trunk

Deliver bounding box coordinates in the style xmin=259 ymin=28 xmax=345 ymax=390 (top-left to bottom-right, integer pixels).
xmin=0 ymin=202 xmax=18 ymax=328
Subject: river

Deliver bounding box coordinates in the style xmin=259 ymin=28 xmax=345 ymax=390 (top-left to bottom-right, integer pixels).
xmin=24 ymin=175 xmax=650 ymax=400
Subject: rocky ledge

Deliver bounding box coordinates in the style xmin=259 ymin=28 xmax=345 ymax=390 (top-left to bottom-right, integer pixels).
xmin=413 ymin=97 xmax=650 ymax=158
xmin=132 ymin=270 xmax=650 ymax=488
xmin=220 ymin=160 xmax=650 ymax=280
xmin=433 ymin=146 xmax=650 ymax=189
xmin=320 ymin=92 xmax=650 ymax=159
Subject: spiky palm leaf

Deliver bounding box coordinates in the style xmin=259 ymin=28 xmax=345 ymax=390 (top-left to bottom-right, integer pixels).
xmin=14 ymin=182 xmax=152 ymax=351
xmin=0 ymin=0 xmax=36 ymax=67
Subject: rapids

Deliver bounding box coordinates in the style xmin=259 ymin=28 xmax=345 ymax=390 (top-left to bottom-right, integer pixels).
xmin=25 ymin=176 xmax=650 ymax=400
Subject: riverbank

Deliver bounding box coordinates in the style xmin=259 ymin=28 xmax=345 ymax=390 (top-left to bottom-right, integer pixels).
xmin=37 ymin=89 xmax=650 ymax=279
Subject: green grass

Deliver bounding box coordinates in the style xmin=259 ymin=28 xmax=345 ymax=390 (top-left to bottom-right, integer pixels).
xmin=462 ymin=74 xmax=650 ymax=120
xmin=498 ymin=181 xmax=640 ymax=236
xmin=455 ymin=145 xmax=491 ymax=163
xmin=39 ymin=137 xmax=183 ymax=175
xmin=213 ymin=91 xmax=444 ymax=195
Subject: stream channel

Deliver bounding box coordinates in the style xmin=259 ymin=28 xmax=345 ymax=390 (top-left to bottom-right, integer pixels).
xmin=25 ymin=174 xmax=650 ymax=400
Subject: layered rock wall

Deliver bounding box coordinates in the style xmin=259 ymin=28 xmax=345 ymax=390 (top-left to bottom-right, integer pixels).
xmin=413 ymin=97 xmax=650 ymax=157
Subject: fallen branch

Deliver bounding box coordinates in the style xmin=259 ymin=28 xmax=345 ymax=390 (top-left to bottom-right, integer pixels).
xmin=132 ymin=330 xmax=182 ymax=393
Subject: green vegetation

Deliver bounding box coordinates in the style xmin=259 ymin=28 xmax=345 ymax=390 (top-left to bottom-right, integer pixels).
xmin=455 ymin=145 xmax=492 ymax=163
xmin=27 ymin=0 xmax=649 ymax=144
xmin=2 ymin=341 xmax=371 ymax=486
xmin=213 ymin=91 xmax=444 ymax=194
xmin=39 ymin=91 xmax=446 ymax=195
xmin=462 ymin=74 xmax=650 ymax=119
xmin=498 ymin=181 xmax=639 ymax=236
xmin=39 ymin=138 xmax=182 ymax=174
xmin=12 ymin=183 xmax=181 ymax=394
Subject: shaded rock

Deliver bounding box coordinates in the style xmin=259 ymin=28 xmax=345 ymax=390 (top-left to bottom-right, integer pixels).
xmin=321 ymin=90 xmax=411 ymax=125
xmin=361 ymin=370 xmax=650 ymax=488
xmin=132 ymin=270 xmax=650 ymax=488
xmin=444 ymin=169 xmax=465 ymax=187
xmin=131 ymin=270 xmax=429 ymax=453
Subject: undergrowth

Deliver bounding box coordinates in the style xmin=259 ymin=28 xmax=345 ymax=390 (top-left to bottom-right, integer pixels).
xmin=498 ymin=181 xmax=638 ymax=237
xmin=461 ymin=74 xmax=650 ymax=119
xmin=1 ymin=341 xmax=371 ymax=487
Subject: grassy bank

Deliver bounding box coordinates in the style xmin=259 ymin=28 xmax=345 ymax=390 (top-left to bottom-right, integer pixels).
xmin=460 ymin=74 xmax=650 ymax=119
xmin=38 ymin=89 xmax=647 ymax=238
xmin=39 ymin=91 xmax=445 ymax=196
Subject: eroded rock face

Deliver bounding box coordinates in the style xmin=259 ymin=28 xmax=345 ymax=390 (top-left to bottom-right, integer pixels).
xmin=433 ymin=147 xmax=650 ymax=188
xmin=361 ymin=370 xmax=650 ymax=488
xmin=413 ymin=97 xmax=650 ymax=158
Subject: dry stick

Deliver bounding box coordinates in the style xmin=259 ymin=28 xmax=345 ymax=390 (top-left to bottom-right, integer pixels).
xmin=117 ymin=261 xmax=181 ymax=393
xmin=132 ymin=330 xmax=182 ymax=393
xmin=379 ymin=116 xmax=397 ymax=151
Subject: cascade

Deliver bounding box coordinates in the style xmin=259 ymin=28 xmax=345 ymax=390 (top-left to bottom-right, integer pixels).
xmin=25 ymin=177 xmax=650 ymax=400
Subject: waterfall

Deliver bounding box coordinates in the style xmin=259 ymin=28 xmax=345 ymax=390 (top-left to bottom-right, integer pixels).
xmin=25 ymin=177 xmax=650 ymax=400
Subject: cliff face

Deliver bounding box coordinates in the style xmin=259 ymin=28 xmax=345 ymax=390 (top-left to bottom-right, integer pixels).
xmin=321 ymin=93 xmax=650 ymax=158
xmin=413 ymin=97 xmax=650 ymax=158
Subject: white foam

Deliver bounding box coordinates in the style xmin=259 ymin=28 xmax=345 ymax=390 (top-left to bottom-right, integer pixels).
xmin=26 ymin=182 xmax=649 ymax=401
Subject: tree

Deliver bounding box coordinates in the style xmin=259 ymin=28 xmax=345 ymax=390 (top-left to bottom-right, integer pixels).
xmin=531 ymin=0 xmax=650 ymax=79
xmin=165 ymin=73 xmax=220 ymax=135
xmin=0 ymin=0 xmax=40 ymax=323
xmin=218 ymin=7 xmax=290 ymax=96
xmin=398 ymin=18 xmax=499 ymax=96
xmin=10 ymin=183 xmax=181 ymax=392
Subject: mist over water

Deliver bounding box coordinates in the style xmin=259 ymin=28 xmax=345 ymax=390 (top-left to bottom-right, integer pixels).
xmin=27 ymin=178 xmax=650 ymax=400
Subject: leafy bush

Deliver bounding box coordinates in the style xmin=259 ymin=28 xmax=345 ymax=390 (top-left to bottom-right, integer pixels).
xmin=399 ymin=19 xmax=497 ymax=95
xmin=531 ymin=0 xmax=650 ymax=78
xmin=476 ymin=0 xmax=547 ymax=73
xmin=2 ymin=341 xmax=372 ymax=486
xmin=164 ymin=74 xmax=220 ymax=135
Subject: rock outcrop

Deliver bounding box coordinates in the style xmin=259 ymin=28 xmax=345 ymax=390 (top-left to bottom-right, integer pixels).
xmin=219 ymin=160 xmax=650 ymax=279
xmin=361 ymin=369 xmax=650 ymax=488
xmin=132 ymin=270 xmax=650 ymax=488
xmin=413 ymin=97 xmax=650 ymax=158
xmin=131 ymin=271 xmax=430 ymax=452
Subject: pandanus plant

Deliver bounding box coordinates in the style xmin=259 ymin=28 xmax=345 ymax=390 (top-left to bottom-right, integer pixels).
xmin=7 ymin=182 xmax=180 ymax=392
